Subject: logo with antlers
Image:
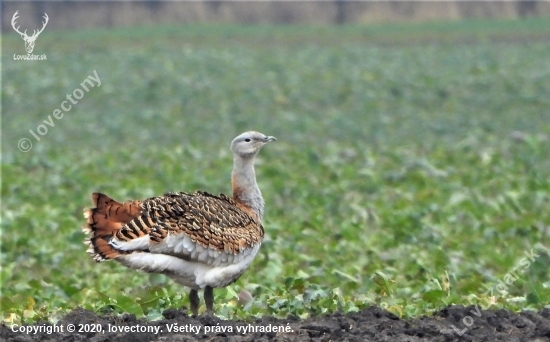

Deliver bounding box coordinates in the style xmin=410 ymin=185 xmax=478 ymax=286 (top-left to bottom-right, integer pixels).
xmin=11 ymin=11 xmax=49 ymax=54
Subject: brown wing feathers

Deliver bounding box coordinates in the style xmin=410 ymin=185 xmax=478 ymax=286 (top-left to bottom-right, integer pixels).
xmin=144 ymin=192 xmax=264 ymax=254
xmin=115 ymin=215 xmax=156 ymax=242
xmin=83 ymin=191 xmax=264 ymax=262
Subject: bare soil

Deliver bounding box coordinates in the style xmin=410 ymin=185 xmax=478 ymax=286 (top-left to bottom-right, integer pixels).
xmin=1 ymin=305 xmax=549 ymax=342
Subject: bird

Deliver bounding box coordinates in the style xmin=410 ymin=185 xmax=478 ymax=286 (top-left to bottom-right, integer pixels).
xmin=81 ymin=131 xmax=276 ymax=316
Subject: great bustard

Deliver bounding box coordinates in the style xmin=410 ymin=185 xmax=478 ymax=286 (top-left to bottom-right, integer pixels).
xmin=82 ymin=131 xmax=276 ymax=315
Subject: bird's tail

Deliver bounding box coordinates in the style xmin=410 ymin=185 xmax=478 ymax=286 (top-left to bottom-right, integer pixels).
xmin=82 ymin=192 xmax=141 ymax=262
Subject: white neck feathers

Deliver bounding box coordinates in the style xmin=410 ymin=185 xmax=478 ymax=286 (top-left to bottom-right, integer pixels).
xmin=231 ymin=154 xmax=264 ymax=220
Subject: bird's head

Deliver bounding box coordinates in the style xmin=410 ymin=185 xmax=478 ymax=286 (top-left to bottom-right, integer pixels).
xmin=231 ymin=131 xmax=276 ymax=158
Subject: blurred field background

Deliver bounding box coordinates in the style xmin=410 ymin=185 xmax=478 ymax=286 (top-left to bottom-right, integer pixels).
xmin=2 ymin=2 xmax=550 ymax=323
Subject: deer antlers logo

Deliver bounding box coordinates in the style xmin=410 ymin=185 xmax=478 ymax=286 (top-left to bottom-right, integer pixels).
xmin=11 ymin=11 xmax=49 ymax=54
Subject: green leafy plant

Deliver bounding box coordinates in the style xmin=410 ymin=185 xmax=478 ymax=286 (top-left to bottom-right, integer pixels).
xmin=2 ymin=19 xmax=550 ymax=324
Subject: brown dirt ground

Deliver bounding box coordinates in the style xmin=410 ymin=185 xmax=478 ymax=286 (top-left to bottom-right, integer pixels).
xmin=1 ymin=305 xmax=549 ymax=342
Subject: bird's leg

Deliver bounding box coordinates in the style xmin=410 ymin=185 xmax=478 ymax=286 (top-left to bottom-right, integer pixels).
xmin=189 ymin=289 xmax=200 ymax=316
xmin=204 ymin=286 xmax=214 ymax=315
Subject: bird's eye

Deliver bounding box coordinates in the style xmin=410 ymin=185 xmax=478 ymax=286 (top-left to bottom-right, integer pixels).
xmin=244 ymin=138 xmax=251 ymax=142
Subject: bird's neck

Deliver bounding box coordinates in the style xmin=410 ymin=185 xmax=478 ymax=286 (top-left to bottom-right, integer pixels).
xmin=231 ymin=154 xmax=264 ymax=220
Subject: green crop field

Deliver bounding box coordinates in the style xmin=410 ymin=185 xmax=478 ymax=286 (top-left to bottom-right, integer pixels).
xmin=2 ymin=18 xmax=550 ymax=324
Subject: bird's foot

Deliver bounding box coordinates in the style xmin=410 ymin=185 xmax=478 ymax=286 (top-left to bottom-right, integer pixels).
xmin=189 ymin=289 xmax=200 ymax=317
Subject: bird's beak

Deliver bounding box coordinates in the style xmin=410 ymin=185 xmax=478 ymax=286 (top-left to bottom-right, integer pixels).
xmin=265 ymin=136 xmax=277 ymax=142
